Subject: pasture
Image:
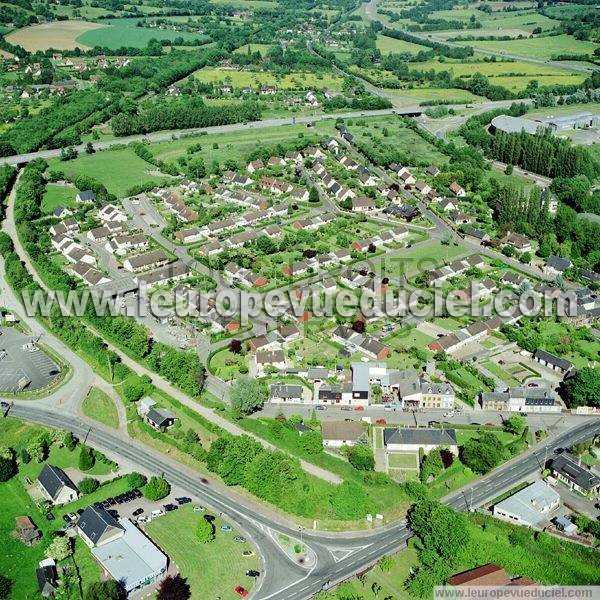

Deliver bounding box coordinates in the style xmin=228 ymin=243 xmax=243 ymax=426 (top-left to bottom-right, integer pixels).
xmin=458 ymin=34 xmax=598 ymax=60
xmin=191 ymin=67 xmax=345 ymax=91
xmin=48 ymin=148 xmax=167 ymax=197
xmin=382 ymin=87 xmax=485 ymax=106
xmin=376 ymin=34 xmax=430 ymax=55
xmin=76 ymin=18 xmax=210 ymax=49
xmin=5 ymin=20 xmax=105 ymax=51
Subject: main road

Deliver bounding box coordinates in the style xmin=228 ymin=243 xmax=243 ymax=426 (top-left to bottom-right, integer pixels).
xmin=7 ymin=402 xmax=599 ymax=600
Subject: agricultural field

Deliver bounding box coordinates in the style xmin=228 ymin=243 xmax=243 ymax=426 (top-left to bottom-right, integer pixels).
xmin=375 ymin=34 xmax=430 ymax=55
xmin=145 ymin=505 xmax=260 ymax=600
xmin=5 ymin=20 xmax=105 ymax=51
xmin=191 ymin=67 xmax=345 ymax=91
xmin=456 ymin=34 xmax=598 ymax=61
xmin=76 ymin=18 xmax=210 ymax=49
xmin=47 ymin=148 xmax=168 ymax=197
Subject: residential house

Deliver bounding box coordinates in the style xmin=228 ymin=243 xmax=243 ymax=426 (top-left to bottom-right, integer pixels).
xmin=351 ymin=197 xmax=376 ymax=212
xmin=544 ymin=255 xmax=572 ymax=277
xmin=414 ymin=180 xmax=431 ymax=196
xmin=175 ymin=228 xmax=203 ymax=245
xmin=449 ymin=181 xmax=466 ymax=197
xmin=549 ymin=454 xmax=600 ymax=495
xmin=124 ymin=250 xmax=170 ymax=273
xmin=426 ymin=166 xmax=440 ymax=178
xmin=36 ymin=561 xmax=59 ymax=597
xmin=37 ymin=464 xmax=78 ymax=505
xmin=383 ymin=428 xmax=458 ymax=455
xmin=145 ymin=407 xmax=177 ymax=430
xmin=270 ymin=384 xmax=303 ymax=404
xmin=501 ymin=232 xmax=532 ymax=252
xmin=533 ymin=350 xmax=574 ymax=377
xmin=246 ymin=159 xmax=264 ymax=173
xmin=480 ymin=387 xmax=561 ymax=413
xmin=321 ymin=421 xmax=364 ymax=448
xmin=463 ymin=227 xmax=490 ymax=245
xmin=76 ymin=190 xmax=96 ymax=204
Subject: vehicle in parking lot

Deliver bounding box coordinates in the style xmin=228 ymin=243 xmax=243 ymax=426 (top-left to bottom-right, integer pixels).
xmin=137 ymin=515 xmax=150 ymax=523
xmin=246 ymin=570 xmax=260 ymax=578
xmin=163 ymin=504 xmax=178 ymax=512
xmin=151 ymin=509 xmax=165 ymax=517
xmin=234 ymin=586 xmax=249 ymax=597
xmin=175 ymin=497 xmax=192 ymax=505
xmin=220 ymin=524 xmax=233 ymax=532
xmin=132 ymin=508 xmax=144 ymax=517
xmin=242 ymin=550 xmax=255 ymax=557
xmin=233 ymin=535 xmax=246 ymax=542
xmin=340 ymin=406 xmax=352 ymax=411
xmin=66 ymin=512 xmax=77 ymax=522
xmin=193 ymin=505 xmax=205 ymax=512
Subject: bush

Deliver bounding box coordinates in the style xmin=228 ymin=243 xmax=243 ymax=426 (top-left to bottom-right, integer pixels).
xmin=143 ymin=476 xmax=170 ymax=501
xmin=127 ymin=472 xmax=147 ymax=489
xmin=78 ymin=477 xmax=100 ymax=494
xmin=348 ymin=444 xmax=375 ymax=471
xmin=196 ymin=517 xmax=215 ymax=543
xmin=78 ymin=447 xmax=95 ymax=472
xmin=0 ymin=449 xmax=17 ymax=482
xmin=0 ymin=575 xmax=12 ymax=599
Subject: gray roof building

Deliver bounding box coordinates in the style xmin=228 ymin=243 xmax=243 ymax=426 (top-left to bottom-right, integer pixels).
xmin=550 ymin=454 xmax=600 ymax=493
xmin=38 ymin=464 xmax=78 ymax=502
xmin=78 ymin=505 xmax=125 ymax=547
xmin=383 ymin=428 xmax=457 ymax=448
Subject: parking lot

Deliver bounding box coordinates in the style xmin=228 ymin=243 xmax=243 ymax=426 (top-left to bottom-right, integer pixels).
xmin=0 ymin=327 xmax=60 ymax=393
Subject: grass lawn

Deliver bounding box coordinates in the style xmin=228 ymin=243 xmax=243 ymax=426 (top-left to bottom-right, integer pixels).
xmin=77 ymin=18 xmax=210 ymax=49
xmin=372 ymin=241 xmax=469 ymax=278
xmin=82 ymin=387 xmax=120 ymax=429
xmin=208 ymin=348 xmax=248 ymax=381
xmin=387 ymin=452 xmax=419 ymax=469
xmin=145 ymin=505 xmax=260 ymax=600
xmin=384 ymin=327 xmax=435 ymax=352
xmin=48 ymin=148 xmax=167 ymax=197
xmin=192 ymin=67 xmax=345 ymax=91
xmin=481 ymin=360 xmax=521 ymax=386
xmin=41 ymin=183 xmax=77 ymax=215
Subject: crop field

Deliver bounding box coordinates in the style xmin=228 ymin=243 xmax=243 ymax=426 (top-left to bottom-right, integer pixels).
xmin=5 ymin=20 xmax=105 ymax=51
xmin=191 ymin=67 xmax=345 ymax=91
xmin=382 ymin=87 xmax=486 ymax=106
xmin=76 ymin=18 xmax=210 ymax=49
xmin=457 ymin=34 xmax=598 ymax=60
xmin=375 ymin=34 xmax=430 ymax=55
xmin=48 ymin=148 xmax=167 ymax=197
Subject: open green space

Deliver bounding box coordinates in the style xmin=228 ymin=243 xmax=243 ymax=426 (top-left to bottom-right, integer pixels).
xmin=481 ymin=360 xmax=521 ymax=386
xmin=376 ymin=34 xmax=429 ymax=55
xmin=145 ymin=505 xmax=260 ymax=600
xmin=233 ymin=43 xmax=273 ymax=56
xmin=82 ymin=387 xmax=120 ymax=429
xmin=40 ymin=183 xmax=77 ymax=215
xmin=77 ymin=18 xmax=210 ymax=49
xmin=387 ymin=452 xmax=419 ymax=469
xmin=47 ymin=148 xmax=167 ymax=197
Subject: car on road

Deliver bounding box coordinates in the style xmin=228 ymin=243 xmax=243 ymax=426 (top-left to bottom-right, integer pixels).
xmin=354 ymin=406 xmax=365 ymax=411
xmin=175 ymin=497 xmax=192 ymax=505
xmin=242 ymin=550 xmax=255 ymax=557
xmin=163 ymin=504 xmax=178 ymax=512
xmin=234 ymin=535 xmax=246 ymax=542
xmin=375 ymin=418 xmax=387 ymax=425
xmin=234 ymin=586 xmax=249 ymax=597
xmin=220 ymin=524 xmax=233 ymax=532
xmin=340 ymin=405 xmax=352 ymax=411
xmin=132 ymin=508 xmax=144 ymax=517
xmin=246 ymin=570 xmax=260 ymax=578
xmin=443 ymin=411 xmax=455 ymax=418
xmin=193 ymin=505 xmax=205 ymax=512
xmin=0 ymin=350 xmax=7 ymax=361
xmin=315 ymin=405 xmax=327 ymax=411
xmin=138 ymin=212 xmax=145 ymax=216
xmin=527 ymin=382 xmax=539 ymax=388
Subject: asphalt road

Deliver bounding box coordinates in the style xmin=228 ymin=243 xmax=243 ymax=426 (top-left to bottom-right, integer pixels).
xmin=7 ymin=403 xmax=599 ymax=600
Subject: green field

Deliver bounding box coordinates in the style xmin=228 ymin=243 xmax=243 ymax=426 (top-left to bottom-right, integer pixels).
xmin=382 ymin=87 xmax=485 ymax=106
xmin=82 ymin=387 xmax=120 ymax=429
xmin=191 ymin=67 xmax=345 ymax=91
xmin=458 ymin=34 xmax=598 ymax=61
xmin=233 ymin=43 xmax=273 ymax=56
xmin=387 ymin=452 xmax=419 ymax=469
xmin=376 ymin=34 xmax=429 ymax=55
xmin=146 ymin=505 xmax=260 ymax=600
xmin=77 ymin=18 xmax=210 ymax=49
xmin=481 ymin=360 xmax=520 ymax=386
xmin=48 ymin=148 xmax=167 ymax=197
xmin=41 ymin=183 xmax=77 ymax=215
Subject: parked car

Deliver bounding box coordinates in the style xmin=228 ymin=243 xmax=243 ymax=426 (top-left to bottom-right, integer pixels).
xmin=246 ymin=570 xmax=260 ymax=578
xmin=175 ymin=497 xmax=192 ymax=505
xmin=234 ymin=586 xmax=249 ymax=598
xmin=375 ymin=418 xmax=387 ymax=425
xmin=353 ymin=406 xmax=365 ymax=411
xmin=163 ymin=504 xmax=178 ymax=512
xmin=340 ymin=406 xmax=352 ymax=411
xmin=234 ymin=535 xmax=246 ymax=543
xmin=151 ymin=509 xmax=165 ymax=518
xmin=315 ymin=405 xmax=327 ymax=411
xmin=221 ymin=525 xmax=233 ymax=532
xmin=193 ymin=505 xmax=205 ymax=512
xmin=132 ymin=508 xmax=144 ymax=517
xmin=242 ymin=550 xmax=255 ymax=557
xmin=137 ymin=516 xmax=150 ymax=523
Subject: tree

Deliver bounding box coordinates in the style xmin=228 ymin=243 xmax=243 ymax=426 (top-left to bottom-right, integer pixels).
xmin=19 ymin=448 xmax=31 ymax=464
xmin=299 ymin=430 xmax=322 ymax=455
xmin=504 ymin=415 xmax=526 ymax=435
xmin=62 ymin=431 xmax=77 ymax=451
xmin=45 ymin=535 xmax=72 ymax=562
xmin=460 ymin=432 xmax=507 ymax=474
xmin=230 ymin=376 xmax=267 ymax=415
xmin=378 ymin=555 xmax=393 ymax=572
xmin=127 ymin=472 xmax=147 ymax=489
xmin=0 ymin=576 xmax=12 ymax=599
xmin=78 ymin=477 xmax=100 ymax=494
xmin=439 ymin=448 xmax=454 ymax=469
xmin=564 ymin=367 xmax=600 ymax=408
xmin=78 ymin=447 xmax=95 ymax=471
xmin=84 ymin=580 xmax=126 ymax=600
xmin=229 ymin=339 xmax=242 ymax=354
xmin=348 ymin=444 xmax=375 ymax=471
xmin=143 ymin=476 xmax=170 ymax=501
xmin=196 ymin=517 xmax=215 ymax=543
xmin=157 ymin=575 xmax=191 ymax=600
xmin=420 ymin=450 xmax=443 ymax=483
xmin=309 ymin=187 xmax=319 ymax=202
xmin=0 ymin=448 xmax=17 ymax=482
xmin=85 ymin=142 xmax=95 ymax=154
